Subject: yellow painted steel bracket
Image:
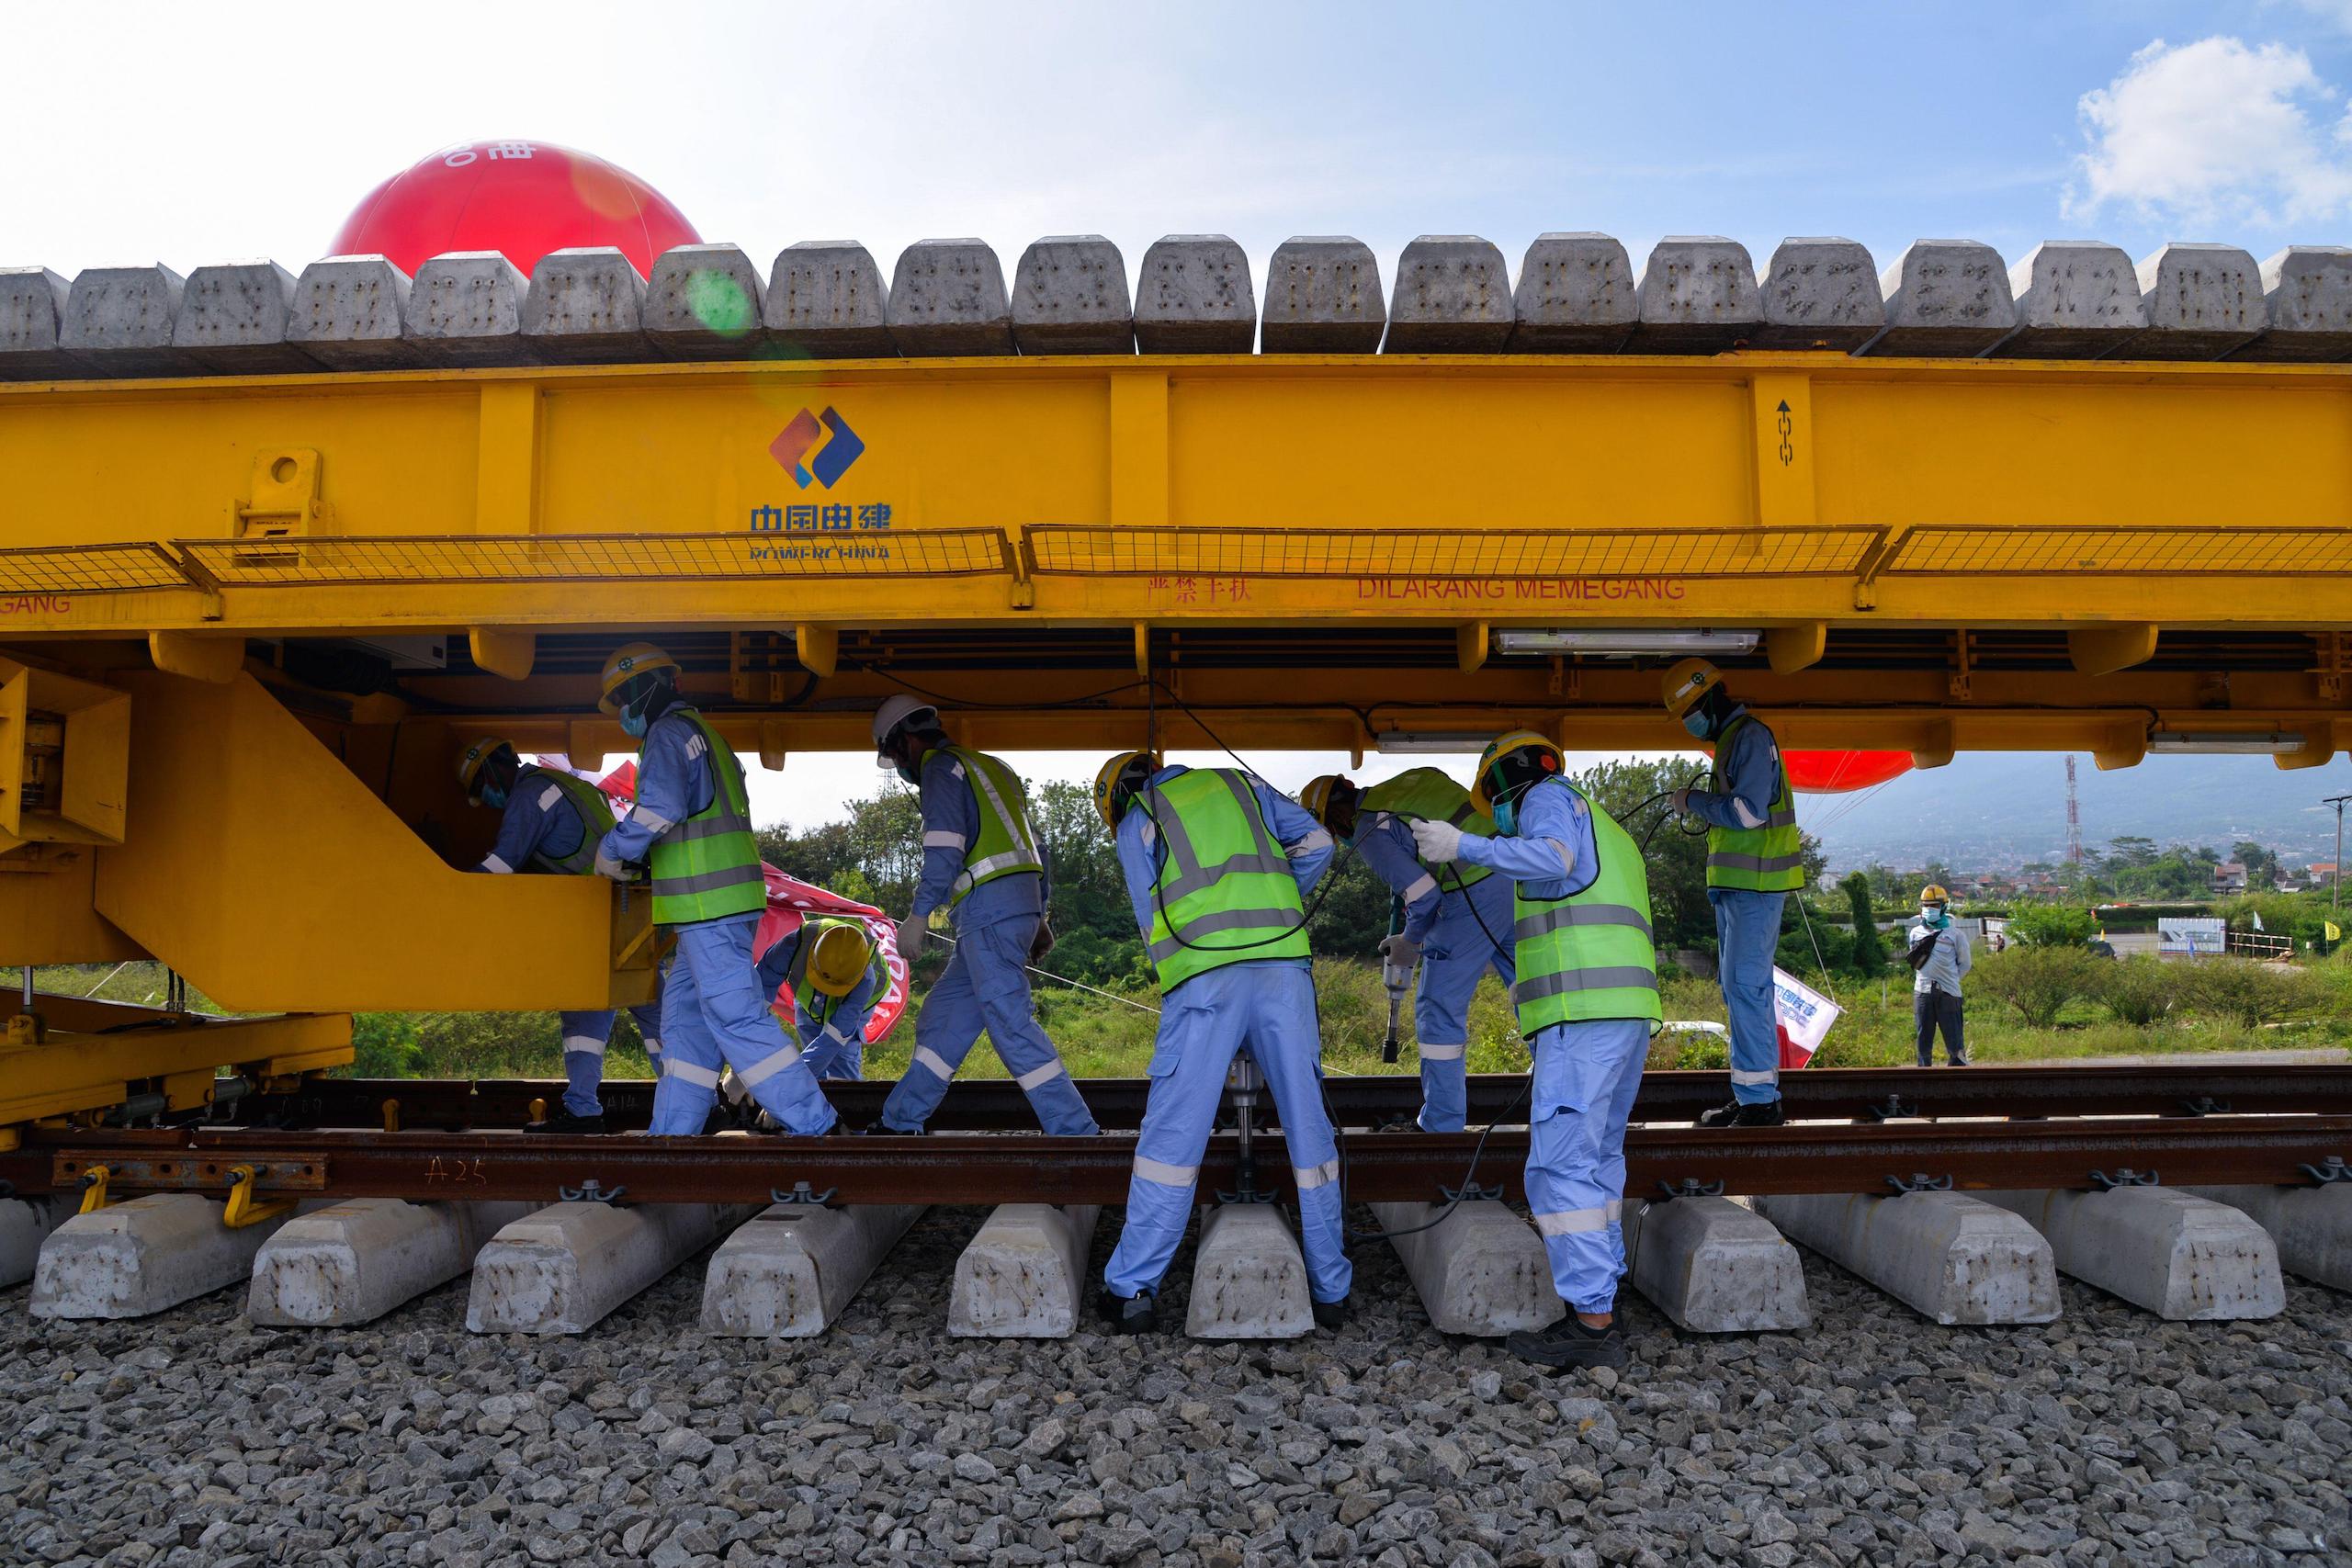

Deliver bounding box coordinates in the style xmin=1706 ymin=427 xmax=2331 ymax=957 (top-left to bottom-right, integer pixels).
xmin=221 ymin=1164 xmax=296 ymax=1228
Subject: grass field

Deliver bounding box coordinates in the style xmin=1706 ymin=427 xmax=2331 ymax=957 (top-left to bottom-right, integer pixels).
xmin=17 ymin=953 xmax=2349 ymax=1089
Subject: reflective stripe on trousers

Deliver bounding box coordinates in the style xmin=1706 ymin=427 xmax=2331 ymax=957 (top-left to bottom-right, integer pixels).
xmin=1523 ymin=1017 xmax=1649 ymax=1314
xmin=876 ymin=914 xmax=1097 ymax=1135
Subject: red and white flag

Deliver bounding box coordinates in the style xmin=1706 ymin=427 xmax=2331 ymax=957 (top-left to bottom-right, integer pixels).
xmin=1772 ymin=966 xmax=1841 ymax=1070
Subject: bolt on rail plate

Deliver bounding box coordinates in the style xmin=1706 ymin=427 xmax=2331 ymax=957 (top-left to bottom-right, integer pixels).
xmin=51 ymin=1151 xmax=329 ymax=1191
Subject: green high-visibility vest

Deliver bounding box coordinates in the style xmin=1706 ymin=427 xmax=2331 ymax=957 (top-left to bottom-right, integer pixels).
xmin=644 ymin=709 xmax=768 ymax=927
xmin=1702 ymin=715 xmax=1804 ymax=893
xmin=1359 ymin=767 xmax=1495 ymax=892
xmin=1145 ymin=768 xmax=1311 ymax=992
xmin=524 ymin=767 xmax=618 ymax=876
xmin=933 ymin=746 xmax=1045 ymax=905
xmin=1510 ymin=780 xmax=1662 ymax=1032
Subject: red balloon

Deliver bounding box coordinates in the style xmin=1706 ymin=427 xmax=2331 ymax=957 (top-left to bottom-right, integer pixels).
xmin=1782 ymin=750 xmax=1913 ymax=794
xmin=327 ymin=140 xmax=700 ymax=279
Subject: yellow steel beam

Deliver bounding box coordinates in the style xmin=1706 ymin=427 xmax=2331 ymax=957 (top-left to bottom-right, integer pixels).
xmin=0 ymin=998 xmax=350 ymax=1126
xmin=4 ymin=354 xmax=2351 ymax=637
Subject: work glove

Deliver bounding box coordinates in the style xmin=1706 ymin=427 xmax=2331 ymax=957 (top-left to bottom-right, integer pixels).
xmin=897 ymin=913 xmax=929 ymax=963
xmin=1669 ymin=787 xmax=1692 ymax=816
xmin=1410 ymin=818 xmax=1464 ymax=863
xmin=1030 ymin=919 xmax=1057 ymax=964
xmin=594 ymin=850 xmax=640 ymax=883
xmin=1377 ymin=933 xmax=1421 ymax=972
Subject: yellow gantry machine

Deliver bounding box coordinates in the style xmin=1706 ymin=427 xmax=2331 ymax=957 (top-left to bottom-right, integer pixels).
xmin=4 ymin=232 xmax=2351 ymax=1145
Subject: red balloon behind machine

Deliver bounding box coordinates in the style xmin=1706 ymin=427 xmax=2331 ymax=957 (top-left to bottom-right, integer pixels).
xmin=327 ymin=140 xmax=701 ymax=279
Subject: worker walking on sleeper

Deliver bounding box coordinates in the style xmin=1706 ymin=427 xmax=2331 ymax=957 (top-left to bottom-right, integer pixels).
xmin=1299 ymin=769 xmax=1515 ymax=1131
xmin=457 ymin=737 xmax=662 ymax=1134
xmin=1662 ymin=658 xmax=1804 ymax=1128
xmin=1907 ymin=883 xmax=1972 ymax=1066
xmin=753 ymin=915 xmax=885 ymax=1080
xmin=867 ymin=696 xmax=1096 ymax=1136
xmin=1411 ymin=731 xmax=1657 ymax=1371
xmin=590 ymin=643 xmax=838 ymax=1137
xmin=1095 ymin=750 xmax=1351 ymax=1333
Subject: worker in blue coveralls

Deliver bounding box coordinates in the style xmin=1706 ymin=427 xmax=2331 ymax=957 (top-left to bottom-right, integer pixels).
xmin=1662 ymin=659 xmax=1804 ymax=1129
xmin=457 ymin=737 xmax=662 ymax=1134
xmin=866 ymin=696 xmax=1097 ymax=1136
xmin=1299 ymin=769 xmax=1515 ymax=1131
xmin=1411 ymin=731 xmax=1659 ymax=1371
xmin=752 ymin=916 xmax=884 ymax=1080
xmin=1094 ymin=749 xmax=1352 ymax=1334
xmin=589 ymin=643 xmax=838 ymax=1137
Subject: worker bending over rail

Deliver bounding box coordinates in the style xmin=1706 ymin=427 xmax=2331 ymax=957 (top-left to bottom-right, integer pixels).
xmin=753 ymin=915 xmax=884 ymax=1080
xmin=591 ymin=644 xmax=838 ymax=1137
xmin=1413 ymin=731 xmax=1658 ymax=1371
xmin=1096 ymin=750 xmax=1351 ymax=1334
xmin=1301 ymin=770 xmax=1516 ymax=1132
xmin=458 ymin=737 xmax=662 ymax=1134
xmin=1908 ymin=884 xmax=1972 ymax=1066
xmin=867 ymin=697 xmax=1096 ymax=1136
xmin=1664 ymin=659 xmax=1803 ymax=1129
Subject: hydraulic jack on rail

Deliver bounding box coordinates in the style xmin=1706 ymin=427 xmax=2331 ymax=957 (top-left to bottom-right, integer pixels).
xmin=1217 ymin=1052 xmax=1277 ymax=1204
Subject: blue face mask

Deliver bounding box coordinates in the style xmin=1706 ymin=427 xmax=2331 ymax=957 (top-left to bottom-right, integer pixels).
xmin=1681 ymin=710 xmax=1713 ymax=740
xmin=1491 ymin=795 xmax=1518 ymax=837
xmin=620 ymin=706 xmax=651 ymax=739
xmin=479 ymin=783 xmax=508 ymax=810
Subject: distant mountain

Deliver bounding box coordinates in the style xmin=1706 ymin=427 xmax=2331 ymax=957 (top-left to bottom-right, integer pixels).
xmin=1804 ymin=752 xmax=2352 ymax=872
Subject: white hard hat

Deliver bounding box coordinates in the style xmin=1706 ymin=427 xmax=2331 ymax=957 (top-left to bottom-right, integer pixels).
xmin=871 ymin=694 xmax=940 ymax=760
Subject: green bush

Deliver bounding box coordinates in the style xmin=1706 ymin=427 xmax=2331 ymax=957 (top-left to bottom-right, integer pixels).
xmin=2177 ymin=958 xmax=2330 ymax=1028
xmin=1973 ymin=945 xmax=2103 ymax=1027
xmin=344 ymin=1013 xmax=424 ymax=1077
xmin=2095 ymin=956 xmax=2177 ymax=1027
xmin=2007 ymin=906 xmax=2099 ymax=949
xmin=1842 ymin=873 xmax=1886 ymax=977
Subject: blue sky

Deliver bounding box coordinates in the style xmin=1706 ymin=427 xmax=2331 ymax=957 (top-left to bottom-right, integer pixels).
xmin=7 ymin=2 xmax=2352 ymax=829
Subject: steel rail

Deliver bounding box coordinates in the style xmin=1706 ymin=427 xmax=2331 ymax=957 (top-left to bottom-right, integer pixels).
xmin=266 ymin=1064 xmax=2352 ymax=1134
xmin=9 ymin=1115 xmax=2347 ymax=1208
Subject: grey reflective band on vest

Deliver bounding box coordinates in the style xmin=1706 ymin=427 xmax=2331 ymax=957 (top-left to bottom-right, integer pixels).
xmin=1706 ymin=851 xmax=1805 ymax=874
xmin=1767 ymin=806 xmax=1797 ymax=829
xmin=1148 ymin=906 xmax=1295 ymax=964
xmin=1512 ymin=902 xmax=1655 ymax=944
xmin=1511 ymin=965 xmax=1662 ymax=1005
xmin=650 ymin=863 xmax=767 ymax=897
xmin=955 ymin=849 xmax=1037 ymax=896
xmin=950 ymin=748 xmax=1044 ymax=897
xmin=674 ymin=809 xmax=753 ymax=842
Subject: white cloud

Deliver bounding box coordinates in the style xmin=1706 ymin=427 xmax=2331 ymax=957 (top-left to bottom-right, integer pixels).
xmin=2067 ymin=36 xmax=2352 ymax=227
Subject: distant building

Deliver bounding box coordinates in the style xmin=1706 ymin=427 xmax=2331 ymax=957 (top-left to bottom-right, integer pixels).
xmin=2213 ymin=861 xmax=2248 ymax=893
xmin=2312 ymin=863 xmax=2340 ymax=885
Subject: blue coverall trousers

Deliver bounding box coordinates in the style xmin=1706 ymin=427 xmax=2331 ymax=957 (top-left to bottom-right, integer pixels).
xmin=1524 ymin=1016 xmax=1650 ymax=1314
xmin=553 ymin=998 xmax=664 ymax=1119
xmin=1102 ymin=962 xmax=1352 ymax=1305
xmin=650 ymin=915 xmax=838 ymax=1135
xmin=1412 ymin=874 xmax=1517 ymax=1132
xmin=1709 ymin=886 xmax=1785 ymax=1104
xmin=876 ymin=914 xmax=1096 ymax=1135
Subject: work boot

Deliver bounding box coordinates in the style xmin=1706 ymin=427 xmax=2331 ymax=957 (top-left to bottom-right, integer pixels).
xmin=1507 ymin=1314 xmax=1628 ymax=1371
xmin=524 ymin=1110 xmax=605 ymax=1134
xmin=1096 ymin=1287 xmax=1158 ymax=1335
xmin=858 ymin=1122 xmax=928 ymax=1136
xmin=1696 ymin=1099 xmax=1785 ymax=1129
xmin=1311 ymin=1294 xmax=1352 ymax=1330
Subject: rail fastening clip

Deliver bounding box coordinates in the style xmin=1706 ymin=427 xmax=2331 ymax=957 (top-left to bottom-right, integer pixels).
xmin=560 ymin=1179 xmax=628 ymax=1204
xmin=2089 ymin=1167 xmax=2160 ymax=1190
xmin=1440 ymin=1181 xmax=1504 ymax=1204
xmin=770 ymin=1180 xmax=838 ymax=1207
xmin=1656 ymin=1178 xmax=1726 ymax=1201
xmin=2298 ymin=1156 xmax=2351 ymax=1185
xmin=1884 ymin=1173 xmax=1954 ymax=1194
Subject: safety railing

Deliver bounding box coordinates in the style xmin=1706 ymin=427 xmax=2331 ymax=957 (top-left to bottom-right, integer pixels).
xmin=173 ymin=529 xmax=1016 ymax=587
xmin=0 ymin=541 xmax=192 ymax=594
xmin=1871 ymin=524 xmax=2352 ymax=578
xmin=1022 ymin=525 xmax=1880 ymax=579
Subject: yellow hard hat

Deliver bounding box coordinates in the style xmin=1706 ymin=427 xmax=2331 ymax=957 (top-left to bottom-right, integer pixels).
xmin=1661 ymin=657 xmax=1724 ymax=718
xmin=1920 ymin=884 xmax=1950 ymax=906
xmin=1095 ymin=749 xmax=1160 ymax=829
xmin=456 ymin=736 xmax=514 ymax=800
xmin=808 ymin=921 xmax=875 ymax=998
xmin=598 ymin=642 xmax=680 ymax=715
xmin=1299 ymin=773 xmax=1347 ymax=829
xmin=1471 ymin=730 xmax=1564 ymax=813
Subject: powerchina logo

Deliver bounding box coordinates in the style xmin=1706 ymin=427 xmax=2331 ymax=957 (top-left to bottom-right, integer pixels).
xmin=768 ymin=406 xmax=865 ymax=489
xmin=751 ymin=405 xmax=895 ymax=562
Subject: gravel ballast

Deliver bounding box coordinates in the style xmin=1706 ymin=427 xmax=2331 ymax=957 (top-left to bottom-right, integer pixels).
xmin=3 ymin=1203 xmax=2347 ymax=1567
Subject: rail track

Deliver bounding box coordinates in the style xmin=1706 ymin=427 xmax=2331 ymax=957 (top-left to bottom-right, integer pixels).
xmin=6 ymin=1064 xmax=2346 ymax=1209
